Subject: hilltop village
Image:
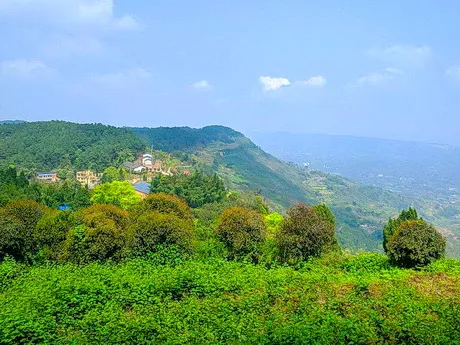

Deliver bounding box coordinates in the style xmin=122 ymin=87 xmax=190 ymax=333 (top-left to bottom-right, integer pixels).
xmin=34 ymin=151 xmax=193 ymax=198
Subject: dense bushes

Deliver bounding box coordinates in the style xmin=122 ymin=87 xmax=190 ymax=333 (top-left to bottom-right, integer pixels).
xmin=215 ymin=207 xmax=266 ymax=261
xmin=277 ymin=202 xmax=338 ymax=263
xmin=0 ymin=196 xmax=448 ymax=273
xmin=387 ymin=219 xmax=446 ymax=268
xmin=0 ymin=255 xmax=459 ymax=344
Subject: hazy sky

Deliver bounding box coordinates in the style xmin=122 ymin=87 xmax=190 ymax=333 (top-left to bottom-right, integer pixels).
xmin=1 ymin=1 xmax=460 ymax=145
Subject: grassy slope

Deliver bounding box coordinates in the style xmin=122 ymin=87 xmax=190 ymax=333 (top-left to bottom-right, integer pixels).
xmin=0 ymin=254 xmax=459 ymax=344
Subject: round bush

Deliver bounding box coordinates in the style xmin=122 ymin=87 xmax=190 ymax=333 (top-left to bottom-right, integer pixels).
xmin=215 ymin=207 xmax=266 ymax=261
xmin=0 ymin=200 xmax=48 ymax=261
xmin=277 ymin=202 xmax=338 ymax=263
xmin=383 ymin=207 xmax=419 ymax=253
xmin=135 ymin=193 xmax=194 ymax=223
xmin=61 ymin=204 xmax=128 ymax=263
xmin=127 ymin=211 xmax=194 ymax=255
xmin=387 ymin=219 xmax=446 ymax=268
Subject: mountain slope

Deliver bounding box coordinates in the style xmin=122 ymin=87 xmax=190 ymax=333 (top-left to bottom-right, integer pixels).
xmin=132 ymin=126 xmax=459 ymax=255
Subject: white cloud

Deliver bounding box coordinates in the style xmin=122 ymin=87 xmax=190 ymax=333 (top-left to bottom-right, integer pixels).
xmin=0 ymin=0 xmax=140 ymax=31
xmin=368 ymin=45 xmax=432 ymax=68
xmin=89 ymin=68 xmax=152 ymax=88
xmin=1 ymin=59 xmax=55 ymax=78
xmin=352 ymin=67 xmax=403 ymax=87
xmin=193 ymin=80 xmax=212 ymax=90
xmin=259 ymin=76 xmax=290 ymax=91
xmin=446 ymin=65 xmax=460 ymax=80
xmin=297 ymin=75 xmax=327 ymax=88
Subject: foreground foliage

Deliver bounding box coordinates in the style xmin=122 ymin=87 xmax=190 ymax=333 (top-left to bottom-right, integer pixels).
xmin=0 ymin=253 xmax=458 ymax=344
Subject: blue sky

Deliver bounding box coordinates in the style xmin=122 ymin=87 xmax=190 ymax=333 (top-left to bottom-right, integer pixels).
xmin=1 ymin=1 xmax=460 ymax=145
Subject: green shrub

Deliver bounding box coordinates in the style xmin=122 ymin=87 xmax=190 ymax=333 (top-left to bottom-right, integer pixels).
xmin=135 ymin=193 xmax=194 ymax=223
xmin=0 ymin=200 xmax=47 ymax=261
xmin=127 ymin=212 xmax=195 ymax=256
xmin=277 ymin=202 xmax=338 ymax=264
xmin=61 ymin=205 xmax=128 ymax=263
xmin=34 ymin=210 xmax=73 ymax=260
xmin=383 ymin=207 xmax=419 ymax=252
xmin=215 ymin=207 xmax=266 ymax=261
xmin=0 ymin=215 xmax=25 ymax=261
xmin=387 ymin=219 xmax=446 ymax=268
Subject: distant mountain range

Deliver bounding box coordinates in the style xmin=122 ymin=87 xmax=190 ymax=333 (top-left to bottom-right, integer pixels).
xmin=249 ymin=132 xmax=460 ymax=203
xmin=0 ymin=121 xmax=458 ymax=255
xmin=0 ymin=120 xmax=26 ymax=125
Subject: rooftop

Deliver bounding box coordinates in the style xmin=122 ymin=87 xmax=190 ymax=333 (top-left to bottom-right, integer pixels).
xmin=133 ymin=182 xmax=150 ymax=195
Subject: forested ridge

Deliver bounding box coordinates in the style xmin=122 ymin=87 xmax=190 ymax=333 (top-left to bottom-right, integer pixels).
xmin=0 ymin=121 xmax=144 ymax=172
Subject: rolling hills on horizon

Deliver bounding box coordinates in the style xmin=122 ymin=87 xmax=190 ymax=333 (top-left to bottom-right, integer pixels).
xmin=1 ymin=120 xmax=458 ymax=255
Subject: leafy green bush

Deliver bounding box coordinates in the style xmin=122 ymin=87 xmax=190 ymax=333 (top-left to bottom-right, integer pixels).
xmin=34 ymin=210 xmax=73 ymax=260
xmin=60 ymin=205 xmax=128 ymax=263
xmin=277 ymin=202 xmax=338 ymax=264
xmin=0 ymin=215 xmax=24 ymax=261
xmin=383 ymin=207 xmax=419 ymax=252
xmin=387 ymin=219 xmax=446 ymax=268
xmin=127 ymin=212 xmax=195 ymax=256
xmin=215 ymin=207 xmax=266 ymax=261
xmin=135 ymin=193 xmax=194 ymax=223
xmin=0 ymin=200 xmax=47 ymax=261
xmin=0 ymin=256 xmax=458 ymax=344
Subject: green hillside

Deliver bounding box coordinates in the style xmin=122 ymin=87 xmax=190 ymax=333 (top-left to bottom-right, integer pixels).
xmin=0 ymin=121 xmax=457 ymax=255
xmin=133 ymin=126 xmax=459 ymax=255
xmin=0 ymin=121 xmax=144 ymax=172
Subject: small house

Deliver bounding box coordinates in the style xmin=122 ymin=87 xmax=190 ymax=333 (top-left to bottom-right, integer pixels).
xmin=122 ymin=162 xmax=147 ymax=174
xmin=76 ymin=170 xmax=102 ymax=187
xmin=36 ymin=172 xmax=57 ymax=182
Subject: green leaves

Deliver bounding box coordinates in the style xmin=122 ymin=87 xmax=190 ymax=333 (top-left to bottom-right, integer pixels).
xmin=0 ymin=255 xmax=458 ymax=344
xmin=91 ymin=181 xmax=141 ymax=211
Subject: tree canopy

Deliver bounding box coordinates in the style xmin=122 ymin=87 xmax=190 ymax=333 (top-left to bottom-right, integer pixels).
xmin=91 ymin=181 xmax=141 ymax=210
xmin=150 ymin=172 xmax=226 ymax=208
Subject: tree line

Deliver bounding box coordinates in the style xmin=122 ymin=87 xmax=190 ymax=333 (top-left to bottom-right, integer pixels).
xmin=0 ymin=187 xmax=446 ymax=268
